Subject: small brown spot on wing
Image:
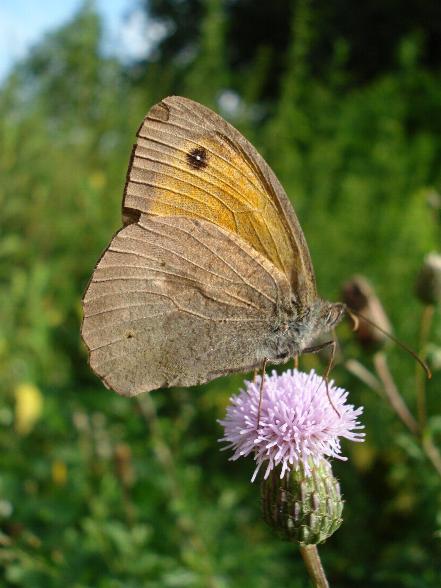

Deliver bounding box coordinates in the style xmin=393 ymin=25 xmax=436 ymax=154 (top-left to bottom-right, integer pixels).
xmin=187 ymin=147 xmax=208 ymax=170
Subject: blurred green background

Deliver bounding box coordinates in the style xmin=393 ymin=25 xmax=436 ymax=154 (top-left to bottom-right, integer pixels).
xmin=1 ymin=1 xmax=441 ymax=586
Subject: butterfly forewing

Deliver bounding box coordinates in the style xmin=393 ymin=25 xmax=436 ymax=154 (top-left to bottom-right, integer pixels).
xmin=123 ymin=96 xmax=317 ymax=305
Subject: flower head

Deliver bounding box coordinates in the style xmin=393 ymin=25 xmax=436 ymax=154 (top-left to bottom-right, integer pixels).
xmin=219 ymin=369 xmax=364 ymax=481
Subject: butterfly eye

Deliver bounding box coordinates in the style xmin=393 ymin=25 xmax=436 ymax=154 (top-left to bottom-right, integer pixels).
xmin=187 ymin=147 xmax=208 ymax=170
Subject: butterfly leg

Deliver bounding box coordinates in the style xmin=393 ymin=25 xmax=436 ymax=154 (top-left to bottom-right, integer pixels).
xmin=324 ymin=338 xmax=341 ymax=416
xmin=256 ymin=357 xmax=268 ymax=429
xmin=321 ymin=337 xmax=340 ymax=417
xmin=304 ymin=338 xmax=341 ymax=417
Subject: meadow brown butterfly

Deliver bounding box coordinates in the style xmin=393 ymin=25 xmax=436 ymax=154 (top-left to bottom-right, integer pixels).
xmin=81 ymin=96 xmax=345 ymax=396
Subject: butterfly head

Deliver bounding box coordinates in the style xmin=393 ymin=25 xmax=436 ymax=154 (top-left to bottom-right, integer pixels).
xmin=296 ymin=299 xmax=346 ymax=350
xmin=316 ymin=301 xmax=346 ymax=331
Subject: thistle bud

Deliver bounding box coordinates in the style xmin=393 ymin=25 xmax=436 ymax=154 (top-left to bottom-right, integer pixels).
xmin=342 ymin=275 xmax=392 ymax=349
xmin=415 ymin=252 xmax=441 ymax=305
xmin=261 ymin=460 xmax=343 ymax=545
xmin=220 ymin=370 xmax=363 ymax=545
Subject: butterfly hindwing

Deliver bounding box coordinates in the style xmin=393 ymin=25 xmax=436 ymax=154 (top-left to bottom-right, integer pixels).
xmin=81 ymin=215 xmax=291 ymax=396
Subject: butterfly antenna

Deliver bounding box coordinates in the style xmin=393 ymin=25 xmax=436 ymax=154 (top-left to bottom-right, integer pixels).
xmin=256 ymin=357 xmax=268 ymax=429
xmin=347 ymin=310 xmax=360 ymax=332
xmin=347 ymin=308 xmax=432 ymax=379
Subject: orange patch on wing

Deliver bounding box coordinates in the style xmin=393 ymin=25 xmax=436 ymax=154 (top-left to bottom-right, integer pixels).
xmin=129 ymin=133 xmax=294 ymax=279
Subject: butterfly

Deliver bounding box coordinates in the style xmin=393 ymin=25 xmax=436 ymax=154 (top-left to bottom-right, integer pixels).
xmin=81 ymin=96 xmax=345 ymax=396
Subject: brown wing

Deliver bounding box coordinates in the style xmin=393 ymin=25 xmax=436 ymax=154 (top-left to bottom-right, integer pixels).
xmin=123 ymin=96 xmax=317 ymax=306
xmin=81 ymin=215 xmax=292 ymax=396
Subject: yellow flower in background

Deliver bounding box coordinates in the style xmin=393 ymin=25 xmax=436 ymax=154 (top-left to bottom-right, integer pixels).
xmin=89 ymin=171 xmax=106 ymax=190
xmin=52 ymin=460 xmax=68 ymax=486
xmin=14 ymin=383 xmax=43 ymax=436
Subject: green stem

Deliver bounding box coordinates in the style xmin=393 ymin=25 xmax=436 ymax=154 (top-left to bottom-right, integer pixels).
xmin=416 ymin=304 xmax=434 ymax=429
xmin=372 ymin=352 xmax=441 ymax=480
xmin=373 ymin=352 xmax=419 ymax=435
xmin=299 ymin=544 xmax=330 ymax=588
xmin=422 ymin=435 xmax=441 ymax=478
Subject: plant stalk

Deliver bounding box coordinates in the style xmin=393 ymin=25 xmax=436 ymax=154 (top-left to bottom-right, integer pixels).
xmin=415 ymin=304 xmax=434 ymax=428
xmin=371 ymin=352 xmax=441 ymax=480
xmin=373 ymin=352 xmax=419 ymax=435
xmin=299 ymin=544 xmax=330 ymax=588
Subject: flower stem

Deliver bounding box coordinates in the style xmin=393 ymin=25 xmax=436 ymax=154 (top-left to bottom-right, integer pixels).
xmin=299 ymin=544 xmax=330 ymax=588
xmin=373 ymin=352 xmax=419 ymax=435
xmin=371 ymin=352 xmax=441 ymax=480
xmin=416 ymin=304 xmax=434 ymax=429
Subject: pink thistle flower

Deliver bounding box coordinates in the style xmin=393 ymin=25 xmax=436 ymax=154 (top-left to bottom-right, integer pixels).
xmin=219 ymin=369 xmax=364 ymax=482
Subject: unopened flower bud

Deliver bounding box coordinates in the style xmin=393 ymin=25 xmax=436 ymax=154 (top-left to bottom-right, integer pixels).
xmin=261 ymin=460 xmax=343 ymax=545
xmin=415 ymin=252 xmax=441 ymax=305
xmin=114 ymin=443 xmax=135 ymax=488
xmin=342 ymin=275 xmax=392 ymax=349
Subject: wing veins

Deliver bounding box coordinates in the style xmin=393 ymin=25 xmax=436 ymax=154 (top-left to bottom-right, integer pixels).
xmin=138 ymin=124 xmax=266 ymax=199
xmin=113 ymin=236 xmax=242 ymax=285
xmin=125 ymin=195 xmax=211 ymax=220
xmin=131 ymin=163 xmax=239 ymax=215
xmin=88 ymin=273 xmax=259 ymax=310
xmin=82 ymin=313 xmax=167 ymax=335
xmin=149 ymin=218 xmax=277 ymax=305
xmin=128 ymin=178 xmax=219 ymax=210
xmin=85 ymin=296 xmax=174 ymax=317
xmin=133 ymin=147 xmax=259 ymax=210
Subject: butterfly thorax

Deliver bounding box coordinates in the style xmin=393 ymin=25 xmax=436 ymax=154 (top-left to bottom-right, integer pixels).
xmin=266 ymin=300 xmax=345 ymax=363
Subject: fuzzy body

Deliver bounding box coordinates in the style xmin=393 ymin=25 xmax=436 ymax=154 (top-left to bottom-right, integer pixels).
xmin=264 ymin=300 xmax=345 ymax=363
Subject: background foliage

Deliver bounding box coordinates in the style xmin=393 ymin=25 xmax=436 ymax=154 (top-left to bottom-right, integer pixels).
xmin=1 ymin=1 xmax=440 ymax=586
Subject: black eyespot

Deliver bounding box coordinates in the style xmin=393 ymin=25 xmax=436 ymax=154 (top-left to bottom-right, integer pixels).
xmin=186 ymin=147 xmax=208 ymax=170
